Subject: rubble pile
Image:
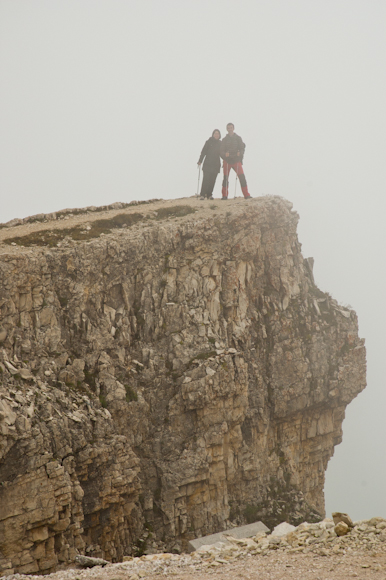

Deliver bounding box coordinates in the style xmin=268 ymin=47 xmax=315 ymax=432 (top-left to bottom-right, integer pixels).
xmin=5 ymin=517 xmax=386 ymax=579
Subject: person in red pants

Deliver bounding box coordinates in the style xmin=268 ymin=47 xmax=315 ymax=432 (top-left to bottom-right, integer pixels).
xmin=220 ymin=123 xmax=251 ymax=199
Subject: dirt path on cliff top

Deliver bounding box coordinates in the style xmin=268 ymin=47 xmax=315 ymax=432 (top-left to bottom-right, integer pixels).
xmin=0 ymin=196 xmax=264 ymax=250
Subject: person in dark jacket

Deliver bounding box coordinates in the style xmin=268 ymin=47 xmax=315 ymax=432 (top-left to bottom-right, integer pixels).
xmin=197 ymin=129 xmax=221 ymax=199
xmin=220 ymin=123 xmax=251 ymax=199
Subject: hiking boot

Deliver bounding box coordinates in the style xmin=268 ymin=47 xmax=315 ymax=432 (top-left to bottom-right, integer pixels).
xmin=221 ymin=197 xmax=228 ymax=200
xmin=244 ymin=195 xmax=252 ymax=199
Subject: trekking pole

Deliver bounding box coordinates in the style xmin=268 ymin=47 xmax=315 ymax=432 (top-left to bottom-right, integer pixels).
xmin=196 ymin=165 xmax=201 ymax=197
xmin=234 ymin=162 xmax=239 ymax=198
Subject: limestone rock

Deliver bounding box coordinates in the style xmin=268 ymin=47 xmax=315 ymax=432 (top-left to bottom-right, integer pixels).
xmin=19 ymin=368 xmax=34 ymax=380
xmin=188 ymin=521 xmax=269 ymax=552
xmin=271 ymin=522 xmax=296 ymax=537
xmin=332 ymin=512 xmax=354 ymax=527
xmin=334 ymin=521 xmax=350 ymax=536
xmin=0 ymin=327 xmax=7 ymax=342
xmin=0 ymin=196 xmax=366 ymax=573
xmin=75 ymin=554 xmax=109 ymax=567
xmin=4 ymin=361 xmax=18 ymax=375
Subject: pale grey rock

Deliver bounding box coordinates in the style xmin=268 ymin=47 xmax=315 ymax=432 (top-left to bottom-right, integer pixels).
xmin=4 ymin=361 xmax=18 ymax=375
xmin=271 ymin=522 xmax=296 ymax=537
xmin=188 ymin=521 xmax=269 ymax=552
xmin=0 ymin=399 xmax=17 ymax=425
xmin=303 ymin=257 xmax=315 ymax=284
xmin=75 ymin=554 xmax=109 ymax=567
xmin=19 ymin=368 xmax=34 ymax=380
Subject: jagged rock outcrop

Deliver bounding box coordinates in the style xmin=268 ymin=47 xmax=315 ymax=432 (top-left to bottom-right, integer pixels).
xmin=0 ymin=196 xmax=366 ymax=575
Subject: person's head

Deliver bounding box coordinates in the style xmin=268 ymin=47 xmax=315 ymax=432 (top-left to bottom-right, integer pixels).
xmin=226 ymin=123 xmax=235 ymax=135
xmin=212 ymin=129 xmax=221 ymax=140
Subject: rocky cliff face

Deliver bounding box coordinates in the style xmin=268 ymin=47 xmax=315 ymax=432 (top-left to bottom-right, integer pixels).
xmin=0 ymin=196 xmax=366 ymax=575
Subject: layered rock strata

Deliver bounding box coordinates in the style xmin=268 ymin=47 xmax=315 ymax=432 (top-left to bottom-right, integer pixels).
xmin=0 ymin=196 xmax=366 ymax=574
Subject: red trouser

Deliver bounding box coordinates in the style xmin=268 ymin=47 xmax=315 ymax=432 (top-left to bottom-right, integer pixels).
xmin=222 ymin=161 xmax=250 ymax=198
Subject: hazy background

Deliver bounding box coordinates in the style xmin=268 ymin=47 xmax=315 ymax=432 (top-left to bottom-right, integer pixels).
xmin=1 ymin=0 xmax=385 ymax=520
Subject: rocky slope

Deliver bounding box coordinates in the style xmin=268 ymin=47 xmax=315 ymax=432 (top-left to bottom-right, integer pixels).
xmin=0 ymin=196 xmax=366 ymax=575
xmin=3 ymin=516 xmax=386 ymax=580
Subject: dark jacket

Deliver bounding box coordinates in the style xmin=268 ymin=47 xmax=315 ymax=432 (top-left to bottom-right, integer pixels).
xmin=198 ymin=137 xmax=221 ymax=173
xmin=220 ymin=133 xmax=246 ymax=165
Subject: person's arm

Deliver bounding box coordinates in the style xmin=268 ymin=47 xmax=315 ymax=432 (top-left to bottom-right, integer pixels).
xmin=220 ymin=138 xmax=227 ymax=160
xmin=198 ymin=140 xmax=209 ymax=165
xmin=237 ymin=136 xmax=246 ymax=161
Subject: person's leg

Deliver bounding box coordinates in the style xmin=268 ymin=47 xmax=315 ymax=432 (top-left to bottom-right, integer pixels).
xmin=200 ymin=171 xmax=211 ymax=198
xmin=206 ymin=171 xmax=218 ymax=198
xmin=222 ymin=162 xmax=230 ymax=198
xmin=235 ymin=162 xmax=250 ymax=198
xmin=201 ymin=170 xmax=218 ymax=198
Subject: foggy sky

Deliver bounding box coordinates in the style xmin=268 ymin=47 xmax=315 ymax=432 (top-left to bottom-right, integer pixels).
xmin=1 ymin=0 xmax=385 ymax=520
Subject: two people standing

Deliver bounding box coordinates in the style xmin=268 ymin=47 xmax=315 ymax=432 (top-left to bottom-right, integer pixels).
xmin=197 ymin=123 xmax=251 ymax=199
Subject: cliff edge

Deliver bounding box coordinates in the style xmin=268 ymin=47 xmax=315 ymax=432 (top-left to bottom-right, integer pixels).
xmin=0 ymin=196 xmax=366 ymax=574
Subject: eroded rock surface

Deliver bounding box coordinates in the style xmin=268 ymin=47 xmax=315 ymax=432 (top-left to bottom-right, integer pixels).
xmin=0 ymin=196 xmax=366 ymax=574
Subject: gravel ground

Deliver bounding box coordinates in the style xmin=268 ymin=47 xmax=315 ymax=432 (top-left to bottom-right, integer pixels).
xmin=133 ymin=551 xmax=386 ymax=580
xmin=4 ymin=518 xmax=386 ymax=580
xmin=4 ymin=550 xmax=386 ymax=580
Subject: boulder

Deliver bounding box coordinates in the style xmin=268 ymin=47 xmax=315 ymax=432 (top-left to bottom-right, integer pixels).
xmin=332 ymin=512 xmax=354 ymax=527
xmin=271 ymin=522 xmax=296 ymax=537
xmin=75 ymin=555 xmax=109 ymax=568
xmin=335 ymin=521 xmax=349 ymax=536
